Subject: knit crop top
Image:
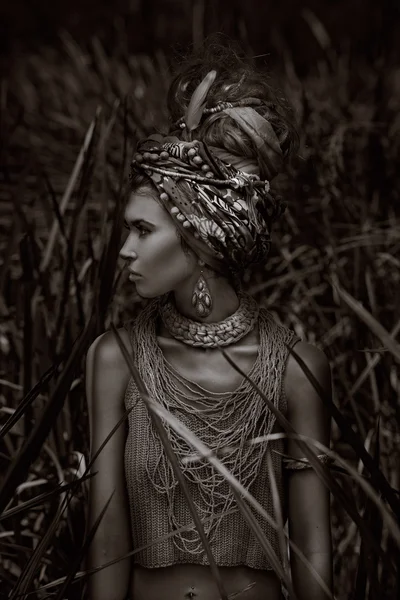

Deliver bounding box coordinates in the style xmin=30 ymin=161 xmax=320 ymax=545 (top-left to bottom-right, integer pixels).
xmin=123 ymin=298 xmax=302 ymax=571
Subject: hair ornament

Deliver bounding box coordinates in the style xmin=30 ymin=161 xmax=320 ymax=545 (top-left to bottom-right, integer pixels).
xmin=184 ymin=70 xmax=217 ymax=135
xmin=173 ymin=97 xmax=267 ymax=130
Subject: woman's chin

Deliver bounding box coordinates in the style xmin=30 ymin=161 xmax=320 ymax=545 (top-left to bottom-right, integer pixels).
xmin=133 ymin=284 xmax=157 ymax=300
xmin=133 ymin=279 xmax=174 ymax=300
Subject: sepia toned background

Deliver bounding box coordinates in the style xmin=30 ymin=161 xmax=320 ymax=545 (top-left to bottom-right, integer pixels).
xmin=1 ymin=0 xmax=399 ymax=65
xmin=0 ymin=1 xmax=399 ymax=599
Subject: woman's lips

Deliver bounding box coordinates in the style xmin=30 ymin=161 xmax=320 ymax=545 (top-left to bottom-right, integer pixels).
xmin=129 ymin=272 xmax=142 ymax=281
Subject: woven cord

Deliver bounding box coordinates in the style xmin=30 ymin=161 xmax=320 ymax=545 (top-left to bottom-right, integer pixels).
xmin=159 ymin=288 xmax=259 ymax=347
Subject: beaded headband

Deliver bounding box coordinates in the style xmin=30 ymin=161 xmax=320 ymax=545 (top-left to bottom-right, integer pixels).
xmin=172 ymin=97 xmax=267 ymax=130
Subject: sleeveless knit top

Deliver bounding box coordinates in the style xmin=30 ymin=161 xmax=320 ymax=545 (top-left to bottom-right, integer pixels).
xmin=123 ymin=298 xmax=301 ymax=571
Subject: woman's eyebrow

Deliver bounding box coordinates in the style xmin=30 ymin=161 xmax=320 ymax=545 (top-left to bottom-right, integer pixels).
xmin=124 ymin=218 xmax=154 ymax=227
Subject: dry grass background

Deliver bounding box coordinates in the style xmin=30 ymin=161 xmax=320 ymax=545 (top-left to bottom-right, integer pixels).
xmin=0 ymin=19 xmax=399 ymax=600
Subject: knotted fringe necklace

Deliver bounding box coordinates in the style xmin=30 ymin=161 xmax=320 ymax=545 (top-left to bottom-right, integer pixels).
xmin=159 ymin=288 xmax=259 ymax=348
xmin=130 ymin=296 xmax=296 ymax=556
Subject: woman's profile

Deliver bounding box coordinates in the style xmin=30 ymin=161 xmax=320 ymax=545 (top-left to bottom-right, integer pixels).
xmin=85 ymin=39 xmax=333 ymax=600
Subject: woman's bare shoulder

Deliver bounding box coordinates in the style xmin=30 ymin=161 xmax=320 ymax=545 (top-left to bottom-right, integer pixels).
xmin=86 ymin=328 xmax=132 ymax=411
xmin=285 ymin=340 xmax=330 ymax=374
xmin=284 ymin=341 xmax=331 ymax=418
xmin=87 ymin=328 xmax=131 ymax=368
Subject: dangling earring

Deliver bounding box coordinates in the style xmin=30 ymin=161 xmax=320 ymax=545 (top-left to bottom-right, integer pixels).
xmin=192 ymin=260 xmax=213 ymax=318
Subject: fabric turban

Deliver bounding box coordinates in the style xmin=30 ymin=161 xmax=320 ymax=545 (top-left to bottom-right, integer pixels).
xmin=129 ymin=70 xmax=288 ymax=275
xmin=129 ymin=134 xmax=286 ymax=275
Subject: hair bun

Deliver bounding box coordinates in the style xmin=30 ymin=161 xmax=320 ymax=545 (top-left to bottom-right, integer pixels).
xmin=167 ymin=37 xmax=299 ymax=179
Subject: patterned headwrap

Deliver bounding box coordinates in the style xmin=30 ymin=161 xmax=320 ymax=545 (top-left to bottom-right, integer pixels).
xmin=129 ymin=72 xmax=287 ymax=275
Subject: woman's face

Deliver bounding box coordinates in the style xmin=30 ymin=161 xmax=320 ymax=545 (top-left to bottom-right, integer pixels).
xmin=119 ymin=188 xmax=198 ymax=298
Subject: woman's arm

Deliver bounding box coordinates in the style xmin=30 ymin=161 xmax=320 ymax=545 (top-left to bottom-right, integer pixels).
xmin=85 ymin=329 xmax=132 ymax=600
xmin=285 ymin=342 xmax=333 ymax=600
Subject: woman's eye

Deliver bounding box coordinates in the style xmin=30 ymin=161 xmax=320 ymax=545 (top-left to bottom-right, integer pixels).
xmin=124 ymin=224 xmax=149 ymax=236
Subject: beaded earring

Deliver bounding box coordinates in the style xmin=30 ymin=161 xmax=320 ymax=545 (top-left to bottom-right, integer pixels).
xmin=192 ymin=260 xmax=213 ymax=318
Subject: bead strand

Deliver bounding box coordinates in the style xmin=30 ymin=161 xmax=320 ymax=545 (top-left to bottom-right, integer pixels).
xmin=172 ymin=98 xmax=266 ymax=129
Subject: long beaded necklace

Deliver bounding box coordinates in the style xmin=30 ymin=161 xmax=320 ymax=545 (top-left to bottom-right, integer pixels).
xmin=126 ymin=296 xmax=297 ymax=558
xmin=158 ymin=288 xmax=260 ymax=348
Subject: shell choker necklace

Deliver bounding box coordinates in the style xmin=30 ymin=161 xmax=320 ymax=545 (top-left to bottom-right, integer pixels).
xmin=158 ymin=288 xmax=259 ymax=348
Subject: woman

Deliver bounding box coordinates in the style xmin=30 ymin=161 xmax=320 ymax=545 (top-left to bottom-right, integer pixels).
xmin=85 ymin=42 xmax=333 ymax=600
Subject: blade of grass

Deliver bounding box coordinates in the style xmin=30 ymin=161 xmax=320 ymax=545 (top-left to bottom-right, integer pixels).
xmin=230 ymin=484 xmax=297 ymax=596
xmin=11 ymin=488 xmax=114 ymax=600
xmin=219 ymin=345 xmax=399 ymax=567
xmin=7 ymin=390 xmax=137 ymax=596
xmin=349 ymin=317 xmax=400 ymax=396
xmin=0 ymin=123 xmax=126 ymax=511
xmin=20 ymin=235 xmax=34 ymax=437
xmin=0 ymin=217 xmax=20 ymax=314
xmin=283 ymin=433 xmax=400 ymax=545
xmin=26 ymin=508 xmax=240 ymax=596
xmin=330 ymin=278 xmax=400 ymax=363
xmin=44 ymin=419 xmax=400 ymax=600
xmin=110 ymin=325 xmax=336 ymax=600
xmin=95 ymin=82 xmax=113 ymax=252
xmin=39 ymin=107 xmax=101 ymax=273
xmin=93 ymin=170 xmax=126 ymax=329
xmin=0 ymin=474 xmax=95 ymax=521
xmin=0 ymin=316 xmax=95 ymax=515
xmin=53 ymin=491 xmax=115 ymax=600
xmin=41 ymin=167 xmax=85 ymax=330
xmin=52 ymin=111 xmax=102 ymax=347
xmin=0 ymin=360 xmax=61 ymax=441
xmin=184 ymin=433 xmax=400 ymax=519
xmin=130 ymin=383 xmax=332 ymax=598
xmin=302 ymin=8 xmax=332 ymax=51
xmin=110 ymin=324 xmax=230 ymax=600
xmin=354 ymin=417 xmax=383 ymax=600
xmin=282 ymin=341 xmax=400 ymax=516
xmin=13 ymin=187 xmax=57 ymax=329
xmin=9 ymin=502 xmax=66 ymax=598
xmin=22 ymin=412 xmax=330 ymax=598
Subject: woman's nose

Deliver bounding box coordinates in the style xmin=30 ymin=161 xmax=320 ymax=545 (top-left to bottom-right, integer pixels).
xmin=119 ymin=236 xmax=137 ymax=261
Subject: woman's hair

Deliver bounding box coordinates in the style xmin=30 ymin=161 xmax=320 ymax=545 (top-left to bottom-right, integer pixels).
xmin=129 ymin=36 xmax=298 ymax=281
xmin=167 ymin=34 xmax=299 ymax=168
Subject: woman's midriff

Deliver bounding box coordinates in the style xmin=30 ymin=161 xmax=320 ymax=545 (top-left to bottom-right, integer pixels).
xmin=130 ymin=564 xmax=284 ymax=600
